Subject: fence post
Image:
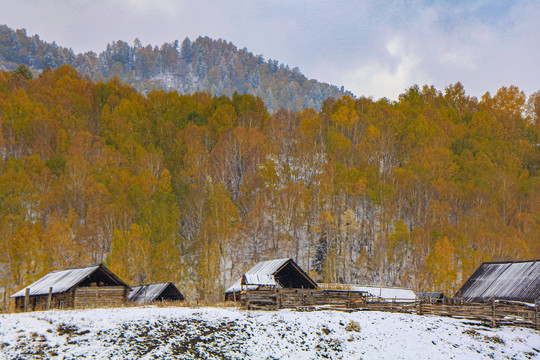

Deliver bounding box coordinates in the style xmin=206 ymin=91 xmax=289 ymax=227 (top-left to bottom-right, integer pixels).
xmin=535 ymin=305 xmax=538 ymax=331
xmin=46 ymin=287 xmax=52 ymax=310
xmin=491 ymin=297 xmax=496 ymax=327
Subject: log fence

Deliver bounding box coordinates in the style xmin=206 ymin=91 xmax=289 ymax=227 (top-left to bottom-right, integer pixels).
xmin=241 ymin=289 xmax=539 ymax=330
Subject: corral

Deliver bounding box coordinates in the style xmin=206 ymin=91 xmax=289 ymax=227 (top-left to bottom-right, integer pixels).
xmin=241 ymin=288 xmax=539 ymax=329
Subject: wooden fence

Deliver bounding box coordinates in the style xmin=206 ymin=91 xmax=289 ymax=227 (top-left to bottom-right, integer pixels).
xmin=242 ymin=289 xmax=368 ymax=310
xmin=241 ymin=289 xmax=539 ymax=330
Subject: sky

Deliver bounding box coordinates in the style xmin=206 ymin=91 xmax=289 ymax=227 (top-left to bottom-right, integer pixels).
xmin=1 ymin=0 xmax=539 ymax=100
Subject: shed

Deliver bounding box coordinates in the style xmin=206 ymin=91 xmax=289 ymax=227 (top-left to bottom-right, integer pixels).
xmin=11 ymin=264 xmax=130 ymax=311
xmin=224 ymin=258 xmax=317 ymax=301
xmin=455 ymin=260 xmax=540 ymax=304
xmin=420 ymin=292 xmax=447 ymax=303
xmin=128 ymin=282 xmax=184 ymax=304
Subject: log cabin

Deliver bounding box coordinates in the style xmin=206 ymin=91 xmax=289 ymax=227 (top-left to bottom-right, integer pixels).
xmin=455 ymin=259 xmax=539 ymax=305
xmin=224 ymin=258 xmax=317 ymax=301
xmin=11 ymin=264 xmax=130 ymax=311
xmin=128 ymin=282 xmax=184 ymax=304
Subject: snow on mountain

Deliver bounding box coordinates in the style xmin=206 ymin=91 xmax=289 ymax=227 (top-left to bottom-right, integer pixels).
xmin=0 ymin=306 xmax=538 ymax=359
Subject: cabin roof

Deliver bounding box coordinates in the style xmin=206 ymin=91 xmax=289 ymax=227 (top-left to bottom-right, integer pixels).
xmin=11 ymin=264 xmax=129 ymax=298
xmin=128 ymin=282 xmax=184 ymax=304
xmin=224 ymin=278 xmax=258 ymax=294
xmin=456 ymin=260 xmax=540 ymax=304
xmin=224 ymin=258 xmax=316 ymax=294
xmin=246 ymin=258 xmax=291 ymax=276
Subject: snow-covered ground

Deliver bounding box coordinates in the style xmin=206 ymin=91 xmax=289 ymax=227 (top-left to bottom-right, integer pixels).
xmin=0 ymin=306 xmax=538 ymax=359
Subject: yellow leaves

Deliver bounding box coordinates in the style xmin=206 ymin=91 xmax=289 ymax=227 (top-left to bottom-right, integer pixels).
xmin=298 ymin=108 xmax=322 ymax=140
xmin=109 ymin=224 xmax=152 ymax=284
xmin=424 ymin=236 xmax=457 ymax=293
xmin=418 ymin=147 xmax=457 ymax=181
xmin=365 ymin=125 xmax=380 ymax=142
xmin=0 ymin=215 xmax=46 ymax=291
xmin=331 ymin=99 xmax=359 ymax=132
xmin=202 ymin=181 xmax=238 ymax=243
xmin=491 ymin=85 xmax=526 ymax=119
xmin=209 ymin=104 xmax=236 ymax=137
xmin=43 ymin=211 xmax=88 ymax=269
xmin=328 ymin=131 xmax=354 ymax=164
xmin=182 ymin=123 xmax=210 ymax=184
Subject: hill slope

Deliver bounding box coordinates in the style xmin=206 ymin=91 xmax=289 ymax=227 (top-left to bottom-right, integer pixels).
xmin=0 ymin=25 xmax=352 ymax=111
xmin=0 ymin=307 xmax=538 ymax=359
xmin=0 ymin=66 xmax=539 ymax=302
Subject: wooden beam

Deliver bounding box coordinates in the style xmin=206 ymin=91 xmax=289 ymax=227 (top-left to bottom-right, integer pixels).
xmin=24 ymin=288 xmax=30 ymax=312
xmin=46 ymin=287 xmax=53 ymax=310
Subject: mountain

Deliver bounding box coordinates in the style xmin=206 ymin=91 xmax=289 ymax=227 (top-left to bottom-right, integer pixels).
xmin=0 ymin=25 xmax=352 ymax=111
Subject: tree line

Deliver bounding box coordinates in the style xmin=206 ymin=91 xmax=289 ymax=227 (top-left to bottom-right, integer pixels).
xmin=0 ymin=65 xmax=539 ymax=301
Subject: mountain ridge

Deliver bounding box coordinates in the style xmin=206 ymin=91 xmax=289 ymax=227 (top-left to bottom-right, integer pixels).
xmin=0 ymin=24 xmax=353 ymax=111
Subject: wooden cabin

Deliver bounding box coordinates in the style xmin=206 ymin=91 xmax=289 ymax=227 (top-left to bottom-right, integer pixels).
xmin=224 ymin=258 xmax=317 ymax=301
xmin=455 ymin=260 xmax=539 ymax=304
xmin=128 ymin=282 xmax=184 ymax=304
xmin=11 ymin=264 xmax=130 ymax=311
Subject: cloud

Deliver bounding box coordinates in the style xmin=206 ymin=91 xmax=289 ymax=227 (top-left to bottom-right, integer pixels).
xmin=332 ymin=36 xmax=429 ymax=100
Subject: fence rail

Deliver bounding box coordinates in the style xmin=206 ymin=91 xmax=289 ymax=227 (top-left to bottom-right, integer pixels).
xmin=241 ymin=289 xmax=539 ymax=330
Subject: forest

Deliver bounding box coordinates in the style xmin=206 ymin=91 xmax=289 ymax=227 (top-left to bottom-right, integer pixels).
xmin=0 ymin=64 xmax=539 ymax=302
xmin=0 ymin=25 xmax=351 ymax=112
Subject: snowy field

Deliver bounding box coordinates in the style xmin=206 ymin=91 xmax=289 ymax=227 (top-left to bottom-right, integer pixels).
xmin=0 ymin=306 xmax=538 ymax=359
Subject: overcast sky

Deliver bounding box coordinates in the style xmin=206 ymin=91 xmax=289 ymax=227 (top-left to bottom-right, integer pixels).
xmin=1 ymin=0 xmax=539 ymax=100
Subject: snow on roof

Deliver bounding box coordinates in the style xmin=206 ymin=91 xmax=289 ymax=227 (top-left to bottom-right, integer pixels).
xmin=224 ymin=258 xmax=291 ymax=294
xmin=11 ymin=265 xmax=100 ymax=298
xmin=246 ymin=258 xmax=290 ymax=276
xmin=224 ymin=278 xmax=258 ymax=294
xmin=457 ymin=260 xmax=540 ymax=304
xmin=243 ymin=274 xmax=277 ymax=286
xmin=318 ymin=283 xmax=417 ymax=302
xmin=348 ymin=286 xmax=417 ymax=301
xmin=129 ymin=283 xmax=176 ymax=304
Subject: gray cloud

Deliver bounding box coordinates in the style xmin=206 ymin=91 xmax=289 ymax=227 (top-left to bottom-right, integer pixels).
xmin=0 ymin=0 xmax=538 ymax=100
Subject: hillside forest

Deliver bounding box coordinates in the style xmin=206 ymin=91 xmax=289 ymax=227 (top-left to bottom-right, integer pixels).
xmin=0 ymin=25 xmax=351 ymax=113
xmin=0 ymin=65 xmax=539 ymax=302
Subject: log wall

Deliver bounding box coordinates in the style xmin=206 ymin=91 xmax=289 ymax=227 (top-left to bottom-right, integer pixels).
xmin=74 ymin=286 xmax=127 ymax=308
xmin=15 ymin=291 xmax=74 ymax=311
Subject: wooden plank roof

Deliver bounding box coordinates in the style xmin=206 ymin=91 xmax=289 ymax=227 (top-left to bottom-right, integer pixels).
xmin=11 ymin=264 xmax=129 ymax=298
xmin=128 ymin=282 xmax=184 ymax=304
xmin=456 ymin=260 xmax=540 ymax=304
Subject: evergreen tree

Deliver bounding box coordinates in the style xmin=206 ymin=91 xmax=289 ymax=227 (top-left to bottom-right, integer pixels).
xmin=180 ymin=37 xmax=193 ymax=62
